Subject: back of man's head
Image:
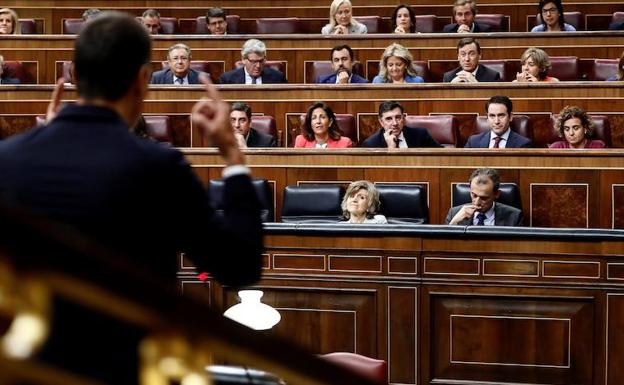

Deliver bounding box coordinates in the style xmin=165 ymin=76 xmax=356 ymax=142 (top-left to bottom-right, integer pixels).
xmin=74 ymin=12 xmax=151 ymax=102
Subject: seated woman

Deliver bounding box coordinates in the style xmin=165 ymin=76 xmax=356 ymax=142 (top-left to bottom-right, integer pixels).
xmin=513 ymin=47 xmax=559 ymax=82
xmin=0 ymin=8 xmax=20 ymax=35
xmin=392 ymin=4 xmax=417 ymax=34
xmin=607 ymin=51 xmax=624 ymax=81
xmin=530 ymin=0 xmax=576 ymax=32
xmin=294 ymin=102 xmax=353 ymax=148
xmin=549 ymin=106 xmax=606 ymax=149
xmin=340 ymin=180 xmax=388 ymax=224
xmin=321 ymin=0 xmax=367 ymax=35
xmin=372 ymin=43 xmax=424 ymax=84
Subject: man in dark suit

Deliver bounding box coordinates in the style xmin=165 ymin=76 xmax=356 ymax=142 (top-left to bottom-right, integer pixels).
xmin=231 ymin=102 xmax=276 ymax=147
xmin=465 ymin=95 xmax=532 ymax=148
xmin=442 ymin=0 xmax=491 ymax=33
xmin=219 ymin=39 xmax=288 ymax=84
xmin=315 ymin=44 xmax=368 ymax=84
xmin=443 ymin=38 xmax=501 ymax=83
xmin=150 ymin=43 xmax=203 ymax=85
xmin=0 ymin=54 xmax=21 ymax=84
xmin=445 ymin=168 xmax=523 ymax=226
xmin=362 ymin=101 xmax=442 ymax=148
xmin=0 ymin=13 xmax=262 ymax=384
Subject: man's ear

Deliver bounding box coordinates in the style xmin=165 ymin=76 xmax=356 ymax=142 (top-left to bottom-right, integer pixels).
xmin=494 ymin=189 xmax=501 ymax=200
xmin=509 ymin=112 xmax=514 ymax=122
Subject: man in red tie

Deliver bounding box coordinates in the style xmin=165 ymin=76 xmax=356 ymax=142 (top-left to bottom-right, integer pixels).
xmin=464 ymin=96 xmax=532 ymax=148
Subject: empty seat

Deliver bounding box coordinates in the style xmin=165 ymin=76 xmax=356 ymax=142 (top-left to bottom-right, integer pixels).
xmin=281 ymin=185 xmax=343 ymax=223
xmin=405 ymin=115 xmax=458 ymax=148
xmin=589 ymin=59 xmax=618 ymax=81
xmin=475 ymin=114 xmax=532 ymax=141
xmin=298 ymin=114 xmax=357 ymax=144
xmin=549 ymin=56 xmax=579 ymax=81
xmin=475 ymin=14 xmax=507 ymax=31
xmin=18 ymin=19 xmax=37 ymax=34
xmin=308 ymin=60 xmax=365 ymax=83
xmin=613 ymin=11 xmax=624 ymax=24
xmin=353 ymin=16 xmax=382 ymax=33
xmin=158 ymin=17 xmax=177 ymax=34
xmin=320 ymin=352 xmax=387 ymax=384
xmin=63 ymin=18 xmax=84 ymax=34
xmin=452 ymin=183 xmax=522 ymax=211
xmin=195 ymin=15 xmax=240 ymax=34
xmin=143 ymin=115 xmax=173 ymax=143
xmin=209 ymin=179 xmax=274 ymax=223
xmin=535 ymin=11 xmax=584 ymax=30
xmin=256 ymin=18 xmax=300 ymax=34
xmin=376 ymin=184 xmax=429 ymax=224
xmin=480 ymin=59 xmax=507 ymax=81
xmin=548 ymin=114 xmax=612 ymax=147
xmin=251 ymin=115 xmax=278 ymax=140
xmin=415 ymin=15 xmax=436 ymax=33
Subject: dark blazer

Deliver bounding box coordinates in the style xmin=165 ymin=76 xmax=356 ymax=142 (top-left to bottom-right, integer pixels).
xmin=443 ymin=64 xmax=501 ymax=82
xmin=464 ymin=130 xmax=532 ymax=148
xmin=316 ymin=72 xmax=368 ymax=84
xmin=445 ymin=202 xmax=524 ymax=226
xmin=0 ymin=77 xmax=20 ymax=84
xmin=362 ymin=126 xmax=443 ymax=148
xmin=609 ymin=21 xmax=624 ymax=30
xmin=442 ymin=22 xmax=492 ymax=33
xmin=150 ymin=68 xmax=203 ymax=84
xmin=247 ymin=127 xmax=276 ymax=147
xmin=219 ymin=66 xmax=288 ymax=84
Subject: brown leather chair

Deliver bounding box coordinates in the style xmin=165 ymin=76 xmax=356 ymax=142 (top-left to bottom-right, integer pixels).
xmin=589 ymin=59 xmax=619 ymax=81
xmin=18 ymin=19 xmax=37 ymax=34
xmin=56 ymin=61 xmax=74 ymax=83
xmin=475 ymin=114 xmax=532 ymax=141
xmin=548 ymin=114 xmax=612 ymax=147
xmin=143 ymin=115 xmax=173 ymax=143
xmin=613 ymin=12 xmax=624 ymax=24
xmin=195 ymin=15 xmax=240 ymax=34
xmin=234 ymin=61 xmax=286 ymax=78
xmin=298 ymin=114 xmax=357 ymax=144
xmin=320 ymin=352 xmax=387 ymax=384
xmin=251 ymin=115 xmax=278 ymax=141
xmin=2 ymin=61 xmax=36 ymax=84
xmin=480 ymin=60 xmax=507 ymax=81
xmin=405 ymin=115 xmax=458 ymax=147
xmin=415 ymin=15 xmax=436 ymax=33
xmin=353 ymin=16 xmax=382 ymax=33
xmin=549 ymin=56 xmax=579 ymax=81
xmin=256 ymin=18 xmax=300 ymax=34
xmin=62 ymin=18 xmax=84 ymax=34
xmin=475 ymin=14 xmax=507 ymax=32
xmin=536 ymin=11 xmax=584 ymax=30
xmin=308 ymin=60 xmax=365 ymax=83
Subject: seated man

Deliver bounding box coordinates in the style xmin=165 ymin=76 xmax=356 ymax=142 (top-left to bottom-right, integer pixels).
xmin=230 ymin=102 xmax=276 ymax=148
xmin=207 ymin=7 xmax=228 ymax=35
xmin=219 ymin=39 xmax=288 ymax=84
xmin=316 ymin=44 xmax=368 ymax=84
xmin=443 ymin=38 xmax=501 ymax=83
xmin=362 ymin=101 xmax=442 ymax=148
xmin=0 ymin=54 xmax=20 ymax=84
xmin=150 ymin=43 xmax=203 ymax=85
xmin=443 ymin=0 xmax=491 ymax=33
xmin=465 ymin=95 xmax=532 ymax=148
xmin=445 ymin=168 xmax=523 ymax=226
xmin=141 ymin=9 xmax=161 ymax=35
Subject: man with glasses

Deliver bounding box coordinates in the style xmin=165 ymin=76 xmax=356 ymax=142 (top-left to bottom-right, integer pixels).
xmin=443 ymin=38 xmax=501 ymax=83
xmin=150 ymin=43 xmax=203 ymax=84
xmin=219 ymin=39 xmax=288 ymax=84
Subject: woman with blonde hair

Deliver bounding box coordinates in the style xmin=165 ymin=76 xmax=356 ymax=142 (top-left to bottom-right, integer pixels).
xmin=373 ymin=43 xmax=423 ymax=84
xmin=514 ymin=47 xmax=559 ymax=82
xmin=550 ymin=106 xmax=606 ymax=149
xmin=0 ymin=8 xmax=20 ymax=35
xmin=321 ymin=0 xmax=367 ymax=35
xmin=340 ymin=181 xmax=388 ymax=224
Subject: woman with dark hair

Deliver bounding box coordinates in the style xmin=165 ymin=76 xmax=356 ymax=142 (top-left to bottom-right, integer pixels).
xmin=340 ymin=180 xmax=387 ymax=224
xmin=294 ymin=102 xmax=353 ymax=148
xmin=392 ymin=4 xmax=417 ymax=34
xmin=607 ymin=51 xmax=624 ymax=81
xmin=531 ymin=0 xmax=575 ymax=32
xmin=549 ymin=106 xmax=606 ymax=149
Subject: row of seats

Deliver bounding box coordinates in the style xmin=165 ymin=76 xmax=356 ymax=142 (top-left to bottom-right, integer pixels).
xmin=208 ymin=180 xmax=523 ymax=224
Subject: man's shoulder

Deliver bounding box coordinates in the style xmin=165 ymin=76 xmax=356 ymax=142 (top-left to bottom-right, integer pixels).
xmin=476 ymin=64 xmax=501 ymax=81
xmin=443 ymin=66 xmax=461 ymax=81
xmin=442 ymin=23 xmax=459 ymax=32
xmin=219 ymin=67 xmax=243 ymax=83
xmin=362 ymin=130 xmax=384 ymax=147
xmin=350 ymin=73 xmax=369 ymax=83
xmin=248 ymin=128 xmax=276 ymax=147
xmin=508 ymin=130 xmax=532 ymax=147
xmin=474 ymin=22 xmax=492 ymax=32
xmin=465 ymin=130 xmax=489 ymax=147
xmin=263 ymin=67 xmax=287 ymax=82
xmin=151 ymin=68 xmax=173 ymax=83
xmin=316 ymin=73 xmax=336 ymax=84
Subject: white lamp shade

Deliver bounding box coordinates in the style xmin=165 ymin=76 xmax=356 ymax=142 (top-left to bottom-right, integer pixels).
xmin=223 ymin=290 xmax=281 ymax=331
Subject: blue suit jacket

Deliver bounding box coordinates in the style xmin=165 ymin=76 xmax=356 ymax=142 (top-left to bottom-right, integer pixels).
xmin=316 ymin=72 xmax=368 ymax=84
xmin=464 ymin=130 xmax=532 ymax=148
xmin=150 ymin=68 xmax=203 ymax=84
xmin=362 ymin=126 xmax=442 ymax=148
xmin=219 ymin=67 xmax=288 ymax=84
xmin=0 ymin=77 xmax=20 ymax=84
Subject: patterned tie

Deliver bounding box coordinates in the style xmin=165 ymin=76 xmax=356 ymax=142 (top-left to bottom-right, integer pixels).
xmin=175 ymin=77 xmax=184 ymax=85
xmin=493 ymin=136 xmax=502 ymax=148
xmin=251 ymin=77 xmax=258 ymax=84
xmin=476 ymin=212 xmax=486 ymax=225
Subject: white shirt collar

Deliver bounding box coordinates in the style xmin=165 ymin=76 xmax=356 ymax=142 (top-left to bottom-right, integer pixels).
xmin=244 ymin=67 xmax=262 ymax=84
xmin=473 ymin=202 xmax=496 ymax=225
xmin=489 ymin=128 xmax=511 ymax=148
xmin=173 ymin=74 xmax=189 ymax=85
xmin=396 ymin=131 xmax=408 ymax=148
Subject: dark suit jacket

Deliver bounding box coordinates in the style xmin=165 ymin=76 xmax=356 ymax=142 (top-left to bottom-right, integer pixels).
xmin=609 ymin=21 xmax=624 ymax=30
xmin=442 ymin=22 xmax=492 ymax=33
xmin=445 ymin=202 xmax=524 ymax=226
xmin=443 ymin=64 xmax=501 ymax=82
xmin=464 ymin=130 xmax=532 ymax=148
xmin=0 ymin=77 xmax=20 ymax=84
xmin=219 ymin=66 xmax=288 ymax=84
xmin=150 ymin=68 xmax=203 ymax=84
xmin=247 ymin=127 xmax=276 ymax=147
xmin=316 ymin=72 xmax=368 ymax=84
xmin=362 ymin=126 xmax=443 ymax=148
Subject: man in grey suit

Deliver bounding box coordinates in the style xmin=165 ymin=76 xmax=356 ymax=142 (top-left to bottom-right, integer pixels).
xmin=230 ymin=102 xmax=276 ymax=147
xmin=443 ymin=38 xmax=501 ymax=83
xmin=445 ymin=168 xmax=523 ymax=226
xmin=465 ymin=95 xmax=532 ymax=148
xmin=150 ymin=43 xmax=203 ymax=85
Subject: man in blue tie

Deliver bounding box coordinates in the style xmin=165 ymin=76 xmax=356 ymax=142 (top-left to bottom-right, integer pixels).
xmin=150 ymin=43 xmax=203 ymax=85
xmin=445 ymin=168 xmax=523 ymax=226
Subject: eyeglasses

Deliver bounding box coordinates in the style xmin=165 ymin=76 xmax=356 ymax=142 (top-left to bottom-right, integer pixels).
xmin=245 ymin=58 xmax=266 ymax=66
xmin=541 ymin=7 xmax=558 ymax=14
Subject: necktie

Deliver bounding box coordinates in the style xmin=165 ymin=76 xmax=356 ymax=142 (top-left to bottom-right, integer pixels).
xmin=175 ymin=77 xmax=184 ymax=85
xmin=251 ymin=77 xmax=258 ymax=84
xmin=476 ymin=212 xmax=486 ymax=225
xmin=493 ymin=136 xmax=502 ymax=148
xmin=394 ymin=137 xmax=402 ymax=148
